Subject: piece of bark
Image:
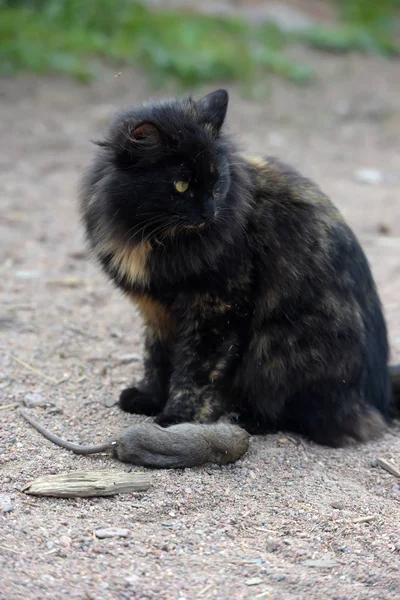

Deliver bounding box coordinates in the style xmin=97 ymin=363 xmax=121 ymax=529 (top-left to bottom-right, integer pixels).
xmin=22 ymin=470 xmax=151 ymax=498
xmin=376 ymin=457 xmax=400 ymax=479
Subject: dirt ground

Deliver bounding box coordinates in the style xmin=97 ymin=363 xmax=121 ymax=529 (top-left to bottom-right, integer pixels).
xmin=1 ymin=46 xmax=400 ymax=600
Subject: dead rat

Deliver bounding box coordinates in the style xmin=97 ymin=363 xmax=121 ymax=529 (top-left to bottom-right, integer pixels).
xmin=19 ymin=409 xmax=249 ymax=468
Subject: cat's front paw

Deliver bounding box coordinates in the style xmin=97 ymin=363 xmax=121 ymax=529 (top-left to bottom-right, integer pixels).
xmin=119 ymin=387 xmax=159 ymax=415
xmin=154 ymin=411 xmax=186 ymax=428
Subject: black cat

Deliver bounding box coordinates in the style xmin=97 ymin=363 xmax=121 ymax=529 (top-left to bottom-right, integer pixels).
xmin=80 ymin=89 xmax=400 ymax=452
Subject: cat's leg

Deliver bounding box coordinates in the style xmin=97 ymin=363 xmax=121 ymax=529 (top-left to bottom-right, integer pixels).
xmin=236 ymin=309 xmax=389 ymax=446
xmin=154 ymin=306 xmax=237 ymax=427
xmin=119 ymin=332 xmax=171 ymax=415
xmin=282 ymin=385 xmax=387 ymax=447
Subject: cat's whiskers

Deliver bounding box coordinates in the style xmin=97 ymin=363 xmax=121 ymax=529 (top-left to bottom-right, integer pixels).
xmin=124 ymin=215 xmax=171 ymax=245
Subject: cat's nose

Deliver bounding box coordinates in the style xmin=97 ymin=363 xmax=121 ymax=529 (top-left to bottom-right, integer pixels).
xmin=201 ymin=200 xmax=215 ymax=220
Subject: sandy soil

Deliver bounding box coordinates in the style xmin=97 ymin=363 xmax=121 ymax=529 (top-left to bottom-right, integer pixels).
xmin=1 ymin=47 xmax=400 ymax=600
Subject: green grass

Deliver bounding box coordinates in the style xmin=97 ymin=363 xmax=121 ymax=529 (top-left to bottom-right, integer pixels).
xmin=299 ymin=0 xmax=400 ymax=54
xmin=0 ymin=0 xmax=399 ymax=87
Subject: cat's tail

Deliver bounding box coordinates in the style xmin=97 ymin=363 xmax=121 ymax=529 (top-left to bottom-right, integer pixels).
xmin=390 ymin=363 xmax=400 ymax=414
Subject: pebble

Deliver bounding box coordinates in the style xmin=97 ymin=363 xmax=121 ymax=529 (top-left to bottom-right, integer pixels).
xmin=266 ymin=538 xmax=279 ymax=552
xmin=23 ymin=393 xmax=47 ymax=408
xmin=245 ymin=577 xmax=263 ymax=586
xmin=95 ymin=528 xmax=130 ymax=539
xmin=331 ymin=501 xmax=344 ymax=510
xmin=59 ymin=535 xmax=72 ymax=547
xmin=2 ymin=505 xmax=14 ymax=514
xmin=117 ymin=353 xmax=141 ymax=364
xmin=87 ymin=354 xmax=108 ymax=363
xmin=124 ymin=465 xmax=133 ymax=473
xmin=354 ymin=168 xmax=383 ymax=185
xmin=48 ymin=405 xmax=63 ymax=414
xmin=370 ymin=459 xmax=378 ymax=468
xmin=68 ymin=250 xmax=88 ymax=260
xmin=15 ymin=270 xmax=42 ymax=280
xmin=0 ymin=494 xmax=12 ymax=509
xmin=301 ymin=559 xmax=338 ymax=568
xmin=103 ymin=397 xmax=118 ymax=408
xmin=377 ymin=223 xmax=391 ymax=235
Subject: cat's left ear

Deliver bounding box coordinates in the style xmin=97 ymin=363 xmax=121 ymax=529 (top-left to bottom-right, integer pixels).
xmin=196 ymin=89 xmax=228 ymax=132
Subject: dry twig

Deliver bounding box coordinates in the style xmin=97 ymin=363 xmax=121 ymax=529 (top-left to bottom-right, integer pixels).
xmin=0 ymin=403 xmax=20 ymax=411
xmin=9 ymin=354 xmax=60 ymax=384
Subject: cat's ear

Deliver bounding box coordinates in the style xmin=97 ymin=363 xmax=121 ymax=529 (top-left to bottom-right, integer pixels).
xmin=196 ymin=89 xmax=228 ymax=132
xmin=130 ymin=122 xmax=162 ymax=146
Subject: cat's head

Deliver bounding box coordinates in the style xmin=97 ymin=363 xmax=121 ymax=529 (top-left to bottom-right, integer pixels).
xmin=82 ymin=89 xmax=239 ymax=247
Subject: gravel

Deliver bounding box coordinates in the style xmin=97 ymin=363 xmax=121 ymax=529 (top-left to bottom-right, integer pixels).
xmin=1 ymin=45 xmax=400 ymax=600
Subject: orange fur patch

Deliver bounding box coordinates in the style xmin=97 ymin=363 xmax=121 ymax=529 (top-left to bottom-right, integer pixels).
xmin=129 ymin=293 xmax=175 ymax=340
xmin=109 ymin=242 xmax=151 ymax=286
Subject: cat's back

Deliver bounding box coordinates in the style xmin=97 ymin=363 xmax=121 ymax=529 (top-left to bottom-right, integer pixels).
xmin=242 ymin=154 xmax=352 ymax=277
xmin=244 ymin=154 xmax=338 ymax=216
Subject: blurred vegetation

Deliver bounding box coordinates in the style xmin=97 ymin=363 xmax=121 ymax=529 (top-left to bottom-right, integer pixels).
xmin=0 ymin=0 xmax=399 ymax=86
xmin=299 ymin=0 xmax=400 ymax=54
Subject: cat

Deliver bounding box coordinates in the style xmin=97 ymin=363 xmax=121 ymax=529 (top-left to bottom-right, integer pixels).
xmin=80 ymin=89 xmax=400 ymax=459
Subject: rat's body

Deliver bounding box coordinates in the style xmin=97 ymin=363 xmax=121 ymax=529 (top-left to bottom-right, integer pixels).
xmin=20 ymin=409 xmax=249 ymax=468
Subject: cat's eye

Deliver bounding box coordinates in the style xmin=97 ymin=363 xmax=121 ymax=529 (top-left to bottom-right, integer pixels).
xmin=174 ymin=181 xmax=189 ymax=193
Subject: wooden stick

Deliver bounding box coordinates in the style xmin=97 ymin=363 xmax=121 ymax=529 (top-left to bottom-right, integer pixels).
xmin=22 ymin=470 xmax=151 ymax=498
xmin=0 ymin=403 xmax=20 ymax=411
xmin=376 ymin=457 xmax=400 ymax=479
xmin=352 ymin=515 xmax=377 ymax=523
xmin=0 ymin=544 xmax=21 ymax=554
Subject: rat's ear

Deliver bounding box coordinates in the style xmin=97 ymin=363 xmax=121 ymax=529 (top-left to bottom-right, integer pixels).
xmin=130 ymin=122 xmax=162 ymax=146
xmin=196 ymin=89 xmax=228 ymax=131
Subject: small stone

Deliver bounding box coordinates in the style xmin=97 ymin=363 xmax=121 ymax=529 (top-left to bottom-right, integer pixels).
xmin=0 ymin=494 xmax=12 ymax=509
xmin=354 ymin=168 xmax=383 ymax=185
xmin=245 ymin=577 xmax=263 ymax=586
xmin=59 ymin=535 xmax=72 ymax=547
xmin=68 ymin=250 xmax=88 ymax=260
xmin=370 ymin=459 xmax=378 ymax=468
xmin=266 ymin=538 xmax=279 ymax=552
xmin=277 ymin=438 xmax=288 ymax=445
xmin=301 ymin=559 xmax=338 ymax=568
xmin=15 ymin=270 xmax=42 ymax=280
xmin=125 ymin=575 xmax=138 ymax=586
xmin=331 ymin=501 xmax=344 ymax=510
xmin=162 ymin=543 xmax=174 ymax=552
xmin=394 ymin=543 xmax=400 ymax=552
xmin=124 ymin=465 xmax=133 ymax=473
xmin=3 ymin=505 xmax=14 ymax=513
xmin=103 ymin=397 xmax=118 ymax=408
xmin=23 ymin=393 xmax=47 ymax=408
xmin=95 ymin=528 xmax=130 ymax=539
xmin=117 ymin=353 xmax=141 ymax=364
xmin=377 ymin=223 xmax=391 ymax=235
xmin=87 ymin=354 xmax=108 ymax=363
xmin=48 ymin=406 xmax=63 ymax=414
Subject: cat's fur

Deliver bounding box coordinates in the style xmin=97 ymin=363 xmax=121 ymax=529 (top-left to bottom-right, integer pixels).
xmin=80 ymin=89 xmax=400 ymax=460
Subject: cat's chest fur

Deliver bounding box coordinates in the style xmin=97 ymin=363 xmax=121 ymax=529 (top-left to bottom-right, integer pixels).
xmin=103 ymin=236 xmax=244 ymax=341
